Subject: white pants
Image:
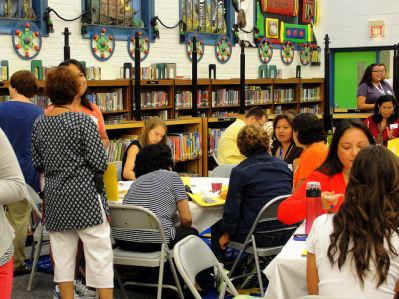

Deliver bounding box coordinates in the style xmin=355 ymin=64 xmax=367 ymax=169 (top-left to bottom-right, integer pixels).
xmin=49 ymin=196 xmax=114 ymax=288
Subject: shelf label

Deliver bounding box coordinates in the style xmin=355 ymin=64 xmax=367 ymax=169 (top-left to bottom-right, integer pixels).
xmin=146 ymin=80 xmax=159 ymax=84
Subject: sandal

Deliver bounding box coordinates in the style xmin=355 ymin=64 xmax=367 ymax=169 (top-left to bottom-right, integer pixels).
xmin=14 ymin=263 xmax=31 ymax=276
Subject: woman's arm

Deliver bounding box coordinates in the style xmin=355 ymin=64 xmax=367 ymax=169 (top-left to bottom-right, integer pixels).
xmin=176 ymin=199 xmax=192 ymax=227
xmin=100 ymin=130 xmax=110 ymax=149
xmin=306 ymin=253 xmax=319 ymax=295
xmin=357 ymin=95 xmax=374 ymax=110
xmin=123 ymin=145 xmax=140 ymax=180
xmin=82 ymin=117 xmax=108 ymax=173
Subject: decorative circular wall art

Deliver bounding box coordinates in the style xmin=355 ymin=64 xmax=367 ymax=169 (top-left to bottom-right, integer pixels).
xmin=128 ymin=29 xmax=150 ymax=61
xmin=90 ymin=27 xmax=115 ymax=61
xmin=258 ymin=38 xmax=273 ymax=64
xmin=12 ymin=22 xmax=42 ymax=60
xmin=300 ymin=43 xmax=313 ymax=66
xmin=215 ymin=35 xmax=232 ymax=63
xmin=281 ymin=40 xmax=295 ymax=65
xmin=186 ymin=33 xmax=204 ymax=62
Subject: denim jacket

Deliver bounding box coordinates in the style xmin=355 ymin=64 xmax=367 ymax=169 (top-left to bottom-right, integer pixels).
xmin=221 ymin=153 xmax=292 ymax=236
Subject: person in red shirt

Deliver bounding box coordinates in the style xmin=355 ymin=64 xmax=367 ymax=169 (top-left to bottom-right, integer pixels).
xmin=278 ymin=119 xmax=376 ymax=225
xmin=364 ymin=95 xmax=399 ymax=146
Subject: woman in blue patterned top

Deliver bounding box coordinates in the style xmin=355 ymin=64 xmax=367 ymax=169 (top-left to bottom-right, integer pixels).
xmin=31 ymin=67 xmax=113 ymax=299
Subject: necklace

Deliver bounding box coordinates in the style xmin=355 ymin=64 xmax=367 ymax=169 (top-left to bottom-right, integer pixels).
xmin=53 ymin=105 xmax=72 ymax=111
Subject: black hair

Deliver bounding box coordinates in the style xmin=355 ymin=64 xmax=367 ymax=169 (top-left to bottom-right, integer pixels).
xmin=318 ymin=119 xmax=375 ymax=176
xmin=134 ymin=143 xmax=174 ymax=178
xmin=371 ymin=95 xmax=399 ymax=124
xmin=58 ymin=59 xmax=93 ymax=111
xmin=244 ymin=106 xmax=268 ymax=121
xmin=359 ymin=63 xmax=380 ymax=88
xmin=292 ymin=113 xmax=325 ymax=145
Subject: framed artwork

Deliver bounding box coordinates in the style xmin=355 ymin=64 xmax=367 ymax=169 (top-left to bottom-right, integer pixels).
xmin=261 ymin=0 xmax=298 ymax=16
xmin=301 ymin=0 xmax=315 ymax=23
xmin=265 ymin=18 xmax=279 ymax=39
xmin=281 ymin=22 xmax=311 ymax=44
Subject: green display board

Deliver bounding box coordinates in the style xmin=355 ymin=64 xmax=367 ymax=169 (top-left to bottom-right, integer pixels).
xmin=333 ymin=51 xmax=377 ymax=109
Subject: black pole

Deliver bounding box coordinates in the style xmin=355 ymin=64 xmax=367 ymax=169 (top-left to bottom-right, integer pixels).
xmin=134 ymin=31 xmax=141 ymax=121
xmin=323 ymin=34 xmax=332 ymax=131
xmin=63 ymin=27 xmax=71 ymax=61
xmin=239 ymin=41 xmax=245 ymax=114
xmin=393 ymin=43 xmax=398 ymax=98
xmin=192 ymin=35 xmax=198 ymax=117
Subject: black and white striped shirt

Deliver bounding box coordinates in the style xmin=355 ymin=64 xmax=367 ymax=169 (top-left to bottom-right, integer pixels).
xmin=114 ymin=170 xmax=187 ymax=243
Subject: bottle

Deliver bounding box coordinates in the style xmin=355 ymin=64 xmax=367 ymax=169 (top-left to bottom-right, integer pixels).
xmin=305 ymin=181 xmax=322 ymax=234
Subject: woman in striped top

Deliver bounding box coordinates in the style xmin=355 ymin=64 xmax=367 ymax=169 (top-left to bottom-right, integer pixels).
xmin=115 ymin=143 xmax=198 ymax=252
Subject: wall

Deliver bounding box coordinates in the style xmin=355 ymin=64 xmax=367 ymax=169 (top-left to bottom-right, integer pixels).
xmin=1 ymin=0 xmax=325 ymax=80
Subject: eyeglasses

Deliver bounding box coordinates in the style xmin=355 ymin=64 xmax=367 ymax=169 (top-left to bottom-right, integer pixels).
xmin=372 ymin=70 xmax=383 ymax=73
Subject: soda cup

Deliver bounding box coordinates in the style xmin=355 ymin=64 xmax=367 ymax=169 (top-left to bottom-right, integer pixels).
xmin=305 ymin=181 xmax=322 ymax=234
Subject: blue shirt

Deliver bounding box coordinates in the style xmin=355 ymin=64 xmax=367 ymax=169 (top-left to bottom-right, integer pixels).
xmin=0 ymin=101 xmax=43 ymax=191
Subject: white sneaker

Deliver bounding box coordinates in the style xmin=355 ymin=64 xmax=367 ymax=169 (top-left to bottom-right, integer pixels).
xmin=53 ymin=284 xmax=89 ymax=299
xmin=73 ymin=280 xmax=96 ymax=298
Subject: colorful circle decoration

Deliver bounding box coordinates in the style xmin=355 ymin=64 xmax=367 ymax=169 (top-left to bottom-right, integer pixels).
xmin=186 ymin=34 xmax=204 ymax=62
xmin=90 ymin=27 xmax=115 ymax=61
xmin=128 ymin=29 xmax=150 ymax=62
xmin=281 ymin=41 xmax=295 ymax=65
xmin=215 ymin=36 xmax=232 ymax=63
xmin=12 ymin=22 xmax=42 ymax=60
xmin=300 ymin=43 xmax=313 ymax=66
xmin=258 ymin=38 xmax=273 ymax=64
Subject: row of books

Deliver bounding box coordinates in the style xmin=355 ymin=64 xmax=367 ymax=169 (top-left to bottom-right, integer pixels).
xmin=168 ymin=132 xmax=202 ymax=161
xmin=104 ymin=113 xmax=129 ymax=124
xmin=208 ymin=128 xmax=225 ymax=155
xmin=140 ymin=91 xmax=169 ymax=108
xmin=273 ymin=88 xmax=295 ymax=104
xmin=245 ymin=86 xmax=273 ymax=105
xmin=300 ymin=104 xmax=321 ymax=114
xmin=107 ymin=136 xmax=138 ymax=163
xmin=212 ymin=89 xmax=239 ymax=107
xmin=300 ymin=87 xmax=321 ymax=102
xmin=175 ymin=90 xmax=209 ymax=109
xmin=31 ymin=95 xmax=50 ymax=109
xmin=87 ymin=89 xmax=124 ymax=112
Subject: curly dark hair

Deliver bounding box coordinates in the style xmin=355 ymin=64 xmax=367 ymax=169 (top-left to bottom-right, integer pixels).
xmin=371 ymin=95 xmax=399 ymax=124
xmin=45 ymin=66 xmax=79 ymax=106
xmin=9 ymin=70 xmax=38 ymax=98
xmin=318 ymin=119 xmax=375 ymax=176
xmin=237 ymin=125 xmax=270 ymax=157
xmin=134 ymin=143 xmax=174 ymax=178
xmin=327 ymin=145 xmax=399 ymax=287
xmin=292 ymin=113 xmax=325 ymax=145
xmin=359 ymin=63 xmax=380 ymax=87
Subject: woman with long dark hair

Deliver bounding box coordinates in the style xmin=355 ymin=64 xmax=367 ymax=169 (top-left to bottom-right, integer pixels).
xmin=306 ymin=145 xmax=399 ymax=298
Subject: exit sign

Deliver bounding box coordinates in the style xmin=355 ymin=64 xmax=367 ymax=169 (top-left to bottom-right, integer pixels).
xmin=369 ymin=20 xmax=385 ymax=38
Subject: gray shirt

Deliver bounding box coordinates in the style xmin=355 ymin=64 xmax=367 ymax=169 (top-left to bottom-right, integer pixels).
xmin=357 ymin=81 xmax=394 ymax=105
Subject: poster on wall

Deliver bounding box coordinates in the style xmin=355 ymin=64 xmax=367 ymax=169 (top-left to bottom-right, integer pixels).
xmin=261 ymin=0 xmax=298 ymax=16
xmin=301 ymin=0 xmax=315 ymax=23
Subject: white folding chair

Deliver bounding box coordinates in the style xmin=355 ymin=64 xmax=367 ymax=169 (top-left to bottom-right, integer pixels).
xmin=173 ymin=235 xmax=239 ymax=299
xmin=210 ymin=164 xmax=236 ymax=178
xmin=116 ymin=161 xmax=122 ymax=182
xmin=228 ymin=194 xmax=296 ymax=297
xmin=110 ymin=205 xmax=184 ymax=299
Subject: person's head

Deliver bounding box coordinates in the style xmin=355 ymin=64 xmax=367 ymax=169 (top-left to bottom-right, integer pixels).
xmin=58 ymin=59 xmax=92 ymax=111
xmin=292 ymin=113 xmax=325 ymax=147
xmin=379 ymin=63 xmax=388 ymax=80
xmin=45 ymin=66 xmax=80 ymax=106
xmin=134 ymin=143 xmax=174 ymax=178
xmin=318 ymin=119 xmax=375 ymax=176
xmin=243 ymin=106 xmax=268 ymax=128
xmin=237 ymin=125 xmax=270 ymax=157
xmin=359 ymin=63 xmax=382 ymax=87
xmin=140 ymin=118 xmax=167 ymax=146
xmin=328 ymin=145 xmax=399 ymax=288
xmin=273 ymin=111 xmax=297 ymax=145
xmin=372 ymin=95 xmax=399 ymax=124
xmin=9 ymin=70 xmax=38 ymax=99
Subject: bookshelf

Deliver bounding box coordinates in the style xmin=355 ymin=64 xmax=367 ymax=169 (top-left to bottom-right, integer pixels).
xmin=174 ymin=79 xmax=211 ymax=118
xmin=210 ymin=79 xmax=241 ymax=116
xmin=299 ymin=78 xmax=324 ymax=115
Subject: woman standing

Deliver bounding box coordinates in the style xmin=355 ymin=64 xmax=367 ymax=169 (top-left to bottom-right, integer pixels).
xmin=32 ymin=67 xmax=113 ymax=299
xmin=357 ymin=63 xmax=394 ymax=111
xmin=364 ymin=95 xmax=399 ymax=146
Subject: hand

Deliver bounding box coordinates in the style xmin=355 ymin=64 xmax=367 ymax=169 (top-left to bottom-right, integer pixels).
xmin=321 ymin=191 xmax=343 ymax=211
xmin=219 ymin=233 xmax=231 ymax=250
xmin=387 ymin=128 xmax=394 ymax=140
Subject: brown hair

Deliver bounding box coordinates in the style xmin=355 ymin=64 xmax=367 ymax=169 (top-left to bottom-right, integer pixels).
xmin=237 ymin=125 xmax=270 ymax=157
xmin=45 ymin=66 xmax=80 ymax=106
xmin=9 ymin=70 xmax=38 ymax=98
xmin=140 ymin=118 xmax=167 ymax=146
xmin=244 ymin=106 xmax=268 ymax=121
xmin=327 ymin=145 xmax=399 ymax=287
xmin=272 ymin=110 xmax=297 ymax=142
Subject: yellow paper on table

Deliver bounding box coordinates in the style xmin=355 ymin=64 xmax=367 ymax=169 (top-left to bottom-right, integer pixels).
xmin=188 ymin=193 xmax=225 ymax=207
xmin=388 ymin=137 xmax=399 ymax=157
xmin=180 ymin=176 xmax=191 ymax=188
xmin=103 ymin=162 xmax=118 ymax=201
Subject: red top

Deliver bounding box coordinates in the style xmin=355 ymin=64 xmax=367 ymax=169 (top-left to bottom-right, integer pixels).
xmin=364 ymin=116 xmax=399 ymax=146
xmin=278 ymin=171 xmax=346 ymax=225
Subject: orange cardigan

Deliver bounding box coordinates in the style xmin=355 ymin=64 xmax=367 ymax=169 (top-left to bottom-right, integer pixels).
xmin=278 ymin=171 xmax=346 ymax=225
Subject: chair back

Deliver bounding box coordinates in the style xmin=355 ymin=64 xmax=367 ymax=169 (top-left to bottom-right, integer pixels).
xmin=210 ymin=164 xmax=236 ymax=178
xmin=116 ymin=162 xmax=122 ymax=181
xmin=25 ymin=184 xmax=42 ymax=220
xmin=212 ymin=150 xmax=220 ymax=166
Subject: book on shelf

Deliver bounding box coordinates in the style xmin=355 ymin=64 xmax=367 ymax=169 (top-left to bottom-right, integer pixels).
xmin=208 ymin=128 xmax=225 ymax=155
xmin=300 ymin=86 xmax=321 ymax=102
xmin=107 ymin=135 xmax=138 ymax=162
xmin=87 ymin=88 xmax=123 ymax=112
xmin=104 ymin=113 xmax=129 ymax=124
xmin=142 ymin=110 xmax=168 ymax=120
xmin=300 ymin=104 xmax=320 ymax=114
xmin=245 ymin=86 xmax=272 ymax=105
xmin=175 ymin=90 xmax=209 ymax=109
xmin=31 ymin=95 xmax=50 ymax=109
xmin=273 ymin=88 xmax=295 ymax=104
xmin=168 ymin=132 xmax=202 ymax=161
xmin=212 ymin=89 xmax=239 ymax=107
xmin=140 ymin=91 xmax=169 ymax=108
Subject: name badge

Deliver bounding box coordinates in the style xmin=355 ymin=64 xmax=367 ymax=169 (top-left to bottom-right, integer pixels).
xmin=390 ymin=123 xmax=398 ymax=130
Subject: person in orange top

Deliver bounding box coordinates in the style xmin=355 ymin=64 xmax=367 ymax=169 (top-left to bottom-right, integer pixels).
xmin=292 ymin=113 xmax=328 ymax=191
xmin=278 ymin=119 xmax=375 ymax=225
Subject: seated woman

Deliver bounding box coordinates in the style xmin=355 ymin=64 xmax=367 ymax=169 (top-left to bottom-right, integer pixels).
xmin=306 ymin=145 xmax=399 ymax=298
xmin=211 ymin=125 xmax=293 ymax=261
xmin=364 ymin=95 xmax=399 ymax=146
xmin=271 ymin=111 xmax=302 ymax=170
xmin=278 ymin=119 xmax=375 ymax=225
xmin=292 ymin=113 xmax=328 ymax=191
xmin=121 ymin=118 xmax=167 ymax=180
xmin=115 ymin=143 xmax=198 ymax=251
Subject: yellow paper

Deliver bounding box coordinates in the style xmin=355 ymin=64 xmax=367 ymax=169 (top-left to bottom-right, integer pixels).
xmin=180 ymin=176 xmax=191 ymax=188
xmin=103 ymin=162 xmax=118 ymax=201
xmin=188 ymin=193 xmax=225 ymax=207
xmin=387 ymin=137 xmax=399 ymax=157
xmin=301 ymin=249 xmax=308 ymax=256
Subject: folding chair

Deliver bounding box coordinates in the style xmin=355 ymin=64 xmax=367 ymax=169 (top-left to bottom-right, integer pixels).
xmin=210 ymin=164 xmax=236 ymax=178
xmin=228 ymin=194 xmax=296 ymax=297
xmin=110 ymin=205 xmax=184 ymax=299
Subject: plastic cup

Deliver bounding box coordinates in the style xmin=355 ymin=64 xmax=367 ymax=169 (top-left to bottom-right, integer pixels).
xmin=211 ymin=182 xmax=222 ymax=193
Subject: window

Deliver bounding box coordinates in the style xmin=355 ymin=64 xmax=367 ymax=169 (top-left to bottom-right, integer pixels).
xmin=0 ymin=0 xmax=48 ymax=35
xmin=81 ymin=0 xmax=155 ymax=41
